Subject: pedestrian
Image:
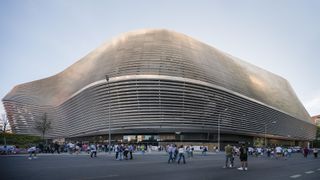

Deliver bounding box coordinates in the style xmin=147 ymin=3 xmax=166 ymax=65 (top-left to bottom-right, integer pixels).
xmin=190 ymin=145 xmax=194 ymax=157
xmin=186 ymin=146 xmax=191 ymax=158
xmin=238 ymin=144 xmax=248 ymax=171
xmin=167 ymin=144 xmax=174 ymax=163
xmin=266 ymin=148 xmax=271 ymax=157
xmin=224 ymin=144 xmax=234 ymax=168
xmin=303 ymin=147 xmax=309 ymax=158
xmin=313 ymin=147 xmax=318 ymax=158
xmin=28 ymin=145 xmax=37 ymax=160
xmin=275 ymin=146 xmax=282 ymax=159
xmin=115 ymin=144 xmax=119 ymax=160
xmin=173 ymin=145 xmax=178 ymax=161
xmin=118 ymin=144 xmax=124 ymax=160
xmin=202 ymin=146 xmax=207 ymax=156
xmin=177 ymin=145 xmax=186 ymax=164
xmin=288 ymin=148 xmax=292 ymax=157
xmin=123 ymin=145 xmax=129 ymax=160
xmin=141 ymin=144 xmax=145 ymax=154
xmin=53 ymin=142 xmax=60 ymax=154
xmin=128 ymin=144 xmax=134 ymax=160
xmin=90 ymin=144 xmax=97 ymax=158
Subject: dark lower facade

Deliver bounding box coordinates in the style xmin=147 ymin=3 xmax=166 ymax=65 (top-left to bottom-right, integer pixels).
xmin=64 ymin=133 xmax=307 ymax=150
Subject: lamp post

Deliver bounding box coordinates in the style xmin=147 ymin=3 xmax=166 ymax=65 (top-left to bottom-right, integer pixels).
xmin=264 ymin=121 xmax=276 ymax=148
xmin=106 ymin=75 xmax=111 ymax=154
xmin=218 ymin=108 xmax=228 ymax=152
xmin=175 ymin=132 xmax=181 ymax=144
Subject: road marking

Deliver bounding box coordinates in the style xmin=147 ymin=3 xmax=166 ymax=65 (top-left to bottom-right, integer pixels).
xmin=305 ymin=171 xmax=314 ymax=174
xmin=317 ymin=168 xmax=320 ymax=171
xmin=78 ymin=175 xmax=119 ymax=180
xmin=290 ymin=174 xmax=301 ymax=178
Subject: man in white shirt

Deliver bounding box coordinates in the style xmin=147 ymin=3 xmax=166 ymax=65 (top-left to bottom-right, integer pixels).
xmin=177 ymin=145 xmax=186 ymax=164
xmin=28 ymin=146 xmax=37 ymax=160
xmin=275 ymin=146 xmax=282 ymax=159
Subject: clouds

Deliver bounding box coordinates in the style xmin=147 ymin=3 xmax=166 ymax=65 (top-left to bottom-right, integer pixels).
xmin=304 ymin=91 xmax=320 ymax=116
xmin=0 ymin=104 xmax=4 ymax=115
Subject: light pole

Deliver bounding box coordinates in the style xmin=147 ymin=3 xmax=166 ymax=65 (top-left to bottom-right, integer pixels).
xmin=218 ymin=108 xmax=228 ymax=152
xmin=264 ymin=121 xmax=276 ymax=148
xmin=106 ymin=75 xmax=111 ymax=154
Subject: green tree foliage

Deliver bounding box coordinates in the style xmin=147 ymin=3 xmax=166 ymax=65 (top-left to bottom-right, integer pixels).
xmin=0 ymin=133 xmax=41 ymax=148
xmin=312 ymin=126 xmax=320 ymax=147
xmin=35 ymin=113 xmax=51 ymax=143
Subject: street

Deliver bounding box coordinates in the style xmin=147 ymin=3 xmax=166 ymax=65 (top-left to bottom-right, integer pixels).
xmin=1 ymin=152 xmax=319 ymax=180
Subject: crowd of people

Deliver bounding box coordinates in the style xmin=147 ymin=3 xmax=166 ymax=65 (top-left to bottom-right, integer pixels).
xmin=22 ymin=141 xmax=319 ymax=172
xmin=223 ymin=144 xmax=319 ymax=171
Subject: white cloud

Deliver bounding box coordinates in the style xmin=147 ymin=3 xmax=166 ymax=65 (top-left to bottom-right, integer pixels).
xmin=0 ymin=104 xmax=4 ymax=115
xmin=304 ymin=92 xmax=320 ymax=116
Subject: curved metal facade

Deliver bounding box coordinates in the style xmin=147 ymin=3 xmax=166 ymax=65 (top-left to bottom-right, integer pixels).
xmin=2 ymin=29 xmax=316 ymax=140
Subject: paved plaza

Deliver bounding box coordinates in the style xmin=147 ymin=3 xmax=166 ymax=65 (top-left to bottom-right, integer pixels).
xmin=1 ymin=152 xmax=319 ymax=180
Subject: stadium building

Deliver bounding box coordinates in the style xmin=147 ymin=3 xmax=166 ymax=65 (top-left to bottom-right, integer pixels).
xmin=2 ymin=29 xmax=316 ymax=148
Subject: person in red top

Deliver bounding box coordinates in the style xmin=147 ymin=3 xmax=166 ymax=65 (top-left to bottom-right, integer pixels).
xmin=303 ymin=147 xmax=309 ymax=158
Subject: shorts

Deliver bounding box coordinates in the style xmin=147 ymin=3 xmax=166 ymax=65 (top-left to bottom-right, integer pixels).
xmin=240 ymin=154 xmax=248 ymax=161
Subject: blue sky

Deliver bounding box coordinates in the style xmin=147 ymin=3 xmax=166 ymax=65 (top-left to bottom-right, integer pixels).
xmin=1 ymin=0 xmax=319 ymax=116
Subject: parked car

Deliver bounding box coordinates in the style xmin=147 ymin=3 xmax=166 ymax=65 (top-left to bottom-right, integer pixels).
xmin=0 ymin=145 xmax=16 ymax=155
xmin=291 ymin=146 xmax=301 ymax=153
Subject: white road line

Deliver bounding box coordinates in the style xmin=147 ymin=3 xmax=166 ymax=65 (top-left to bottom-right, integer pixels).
xmin=317 ymin=168 xmax=320 ymax=171
xmin=78 ymin=175 xmax=119 ymax=180
xmin=305 ymin=171 xmax=314 ymax=174
xmin=290 ymin=174 xmax=301 ymax=178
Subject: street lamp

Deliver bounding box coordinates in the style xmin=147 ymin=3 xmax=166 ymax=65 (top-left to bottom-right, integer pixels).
xmin=105 ymin=75 xmax=111 ymax=154
xmin=218 ymin=108 xmax=228 ymax=152
xmin=264 ymin=121 xmax=276 ymax=147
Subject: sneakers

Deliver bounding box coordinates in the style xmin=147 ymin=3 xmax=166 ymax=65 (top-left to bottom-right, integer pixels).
xmin=237 ymin=167 xmax=244 ymax=171
xmin=237 ymin=167 xmax=248 ymax=171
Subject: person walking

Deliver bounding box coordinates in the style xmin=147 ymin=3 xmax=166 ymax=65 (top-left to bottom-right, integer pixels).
xmin=224 ymin=144 xmax=234 ymax=168
xmin=90 ymin=144 xmax=97 ymax=158
xmin=177 ymin=145 xmax=186 ymax=164
xmin=202 ymin=146 xmax=207 ymax=156
xmin=167 ymin=144 xmax=174 ymax=163
xmin=123 ymin=145 xmax=129 ymax=160
xmin=115 ymin=144 xmax=119 ymax=160
xmin=238 ymin=144 xmax=248 ymax=171
xmin=303 ymin=147 xmax=309 ymax=158
xmin=28 ymin=145 xmax=37 ymax=160
xmin=275 ymin=146 xmax=282 ymax=159
xmin=128 ymin=144 xmax=134 ymax=160
xmin=173 ymin=145 xmax=178 ymax=161
xmin=53 ymin=142 xmax=60 ymax=154
xmin=313 ymin=147 xmax=318 ymax=158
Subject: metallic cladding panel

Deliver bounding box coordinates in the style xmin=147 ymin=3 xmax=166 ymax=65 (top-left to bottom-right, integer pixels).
xmin=2 ymin=29 xmax=316 ymax=139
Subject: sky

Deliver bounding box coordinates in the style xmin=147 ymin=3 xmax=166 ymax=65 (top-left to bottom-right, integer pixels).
xmin=0 ymin=0 xmax=319 ymax=117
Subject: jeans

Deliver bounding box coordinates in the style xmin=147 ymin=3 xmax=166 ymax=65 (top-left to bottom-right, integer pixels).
xmin=168 ymin=152 xmax=174 ymax=163
xmin=225 ymin=155 xmax=234 ymax=167
xmin=178 ymin=153 xmax=186 ymax=164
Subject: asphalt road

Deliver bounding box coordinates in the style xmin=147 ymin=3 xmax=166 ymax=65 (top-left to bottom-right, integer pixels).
xmin=1 ymin=152 xmax=319 ymax=180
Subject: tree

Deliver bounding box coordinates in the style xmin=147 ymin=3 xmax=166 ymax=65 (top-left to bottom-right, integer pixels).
xmin=1 ymin=114 xmax=8 ymax=146
xmin=35 ymin=113 xmax=51 ymax=145
xmin=312 ymin=126 xmax=320 ymax=148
